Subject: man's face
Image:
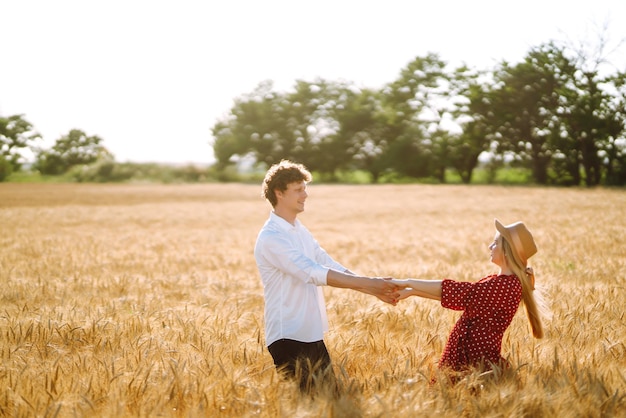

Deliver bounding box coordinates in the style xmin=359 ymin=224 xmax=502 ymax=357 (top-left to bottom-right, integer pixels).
xmin=276 ymin=181 xmax=308 ymax=214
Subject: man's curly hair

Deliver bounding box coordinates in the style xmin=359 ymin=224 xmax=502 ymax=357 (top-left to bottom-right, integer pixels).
xmin=262 ymin=160 xmax=312 ymax=207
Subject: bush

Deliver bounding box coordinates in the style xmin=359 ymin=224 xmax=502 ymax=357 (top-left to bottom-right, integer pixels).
xmin=68 ymin=160 xmax=135 ymax=183
xmin=0 ymin=154 xmax=13 ymax=181
xmin=67 ymin=161 xmax=218 ymax=183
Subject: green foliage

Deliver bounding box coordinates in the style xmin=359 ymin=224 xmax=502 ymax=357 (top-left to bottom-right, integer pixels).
xmin=487 ymin=43 xmax=568 ymax=184
xmin=65 ymin=161 xmax=225 ymax=183
xmin=212 ymin=79 xmax=361 ymax=178
xmin=2 ymin=170 xmax=72 ymax=183
xmin=68 ymin=160 xmax=134 ymax=182
xmin=0 ymin=113 xmax=40 ymax=173
xmin=0 ymin=153 xmax=13 ymax=181
xmin=210 ymin=41 xmax=626 ymax=186
xmin=493 ymin=167 xmax=534 ymax=184
xmin=35 ymin=129 xmax=112 ymax=175
xmin=3 ymin=39 xmax=625 ymax=186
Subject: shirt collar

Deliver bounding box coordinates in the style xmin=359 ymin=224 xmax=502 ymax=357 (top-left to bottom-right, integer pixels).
xmin=269 ymin=211 xmax=300 ymax=231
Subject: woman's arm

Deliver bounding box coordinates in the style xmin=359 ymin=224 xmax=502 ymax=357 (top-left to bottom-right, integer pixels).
xmin=391 ymin=279 xmax=443 ymax=301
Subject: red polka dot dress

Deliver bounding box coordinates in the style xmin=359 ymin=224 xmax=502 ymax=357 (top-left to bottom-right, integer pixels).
xmin=439 ymin=274 xmax=522 ymax=371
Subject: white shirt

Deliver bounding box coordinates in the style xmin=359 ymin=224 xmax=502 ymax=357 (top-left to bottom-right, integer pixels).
xmin=254 ymin=212 xmax=347 ymax=346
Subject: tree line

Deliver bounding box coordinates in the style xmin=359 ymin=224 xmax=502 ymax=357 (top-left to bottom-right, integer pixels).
xmin=0 ymin=118 xmax=116 ymax=182
xmin=0 ymin=120 xmax=211 ymax=183
xmin=212 ymin=42 xmax=626 ymax=186
xmin=2 ymin=40 xmax=625 ymax=186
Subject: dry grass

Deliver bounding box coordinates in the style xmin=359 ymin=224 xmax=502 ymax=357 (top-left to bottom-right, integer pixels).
xmin=0 ymin=183 xmax=625 ymax=417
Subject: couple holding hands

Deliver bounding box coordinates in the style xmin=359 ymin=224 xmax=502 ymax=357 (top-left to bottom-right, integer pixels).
xmin=254 ymin=160 xmax=545 ymax=391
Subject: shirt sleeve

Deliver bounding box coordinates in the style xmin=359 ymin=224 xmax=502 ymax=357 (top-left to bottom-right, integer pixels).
xmin=313 ymin=240 xmax=347 ymax=273
xmin=441 ymin=279 xmax=474 ymax=311
xmin=258 ymin=232 xmax=329 ymax=286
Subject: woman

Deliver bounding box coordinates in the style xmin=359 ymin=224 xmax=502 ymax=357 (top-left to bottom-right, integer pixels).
xmin=392 ymin=219 xmax=545 ymax=373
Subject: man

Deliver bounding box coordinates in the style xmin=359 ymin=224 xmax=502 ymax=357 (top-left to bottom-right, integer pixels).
xmin=254 ymin=160 xmax=400 ymax=392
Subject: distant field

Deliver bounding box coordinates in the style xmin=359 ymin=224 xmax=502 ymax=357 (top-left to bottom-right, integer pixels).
xmin=1 ymin=183 xmax=625 ymax=417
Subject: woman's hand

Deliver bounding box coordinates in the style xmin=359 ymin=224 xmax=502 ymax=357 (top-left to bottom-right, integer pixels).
xmin=387 ymin=278 xmax=443 ymax=301
xmin=389 ymin=279 xmax=412 ymax=288
xmin=397 ymin=288 xmax=416 ymax=301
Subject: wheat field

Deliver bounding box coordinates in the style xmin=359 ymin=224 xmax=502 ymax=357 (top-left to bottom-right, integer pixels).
xmin=0 ymin=183 xmax=625 ymax=417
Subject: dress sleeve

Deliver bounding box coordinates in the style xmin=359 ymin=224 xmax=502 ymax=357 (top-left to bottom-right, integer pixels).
xmin=441 ymin=279 xmax=474 ymax=311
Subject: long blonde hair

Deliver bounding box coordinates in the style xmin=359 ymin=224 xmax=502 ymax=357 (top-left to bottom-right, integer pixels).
xmin=502 ymin=239 xmax=544 ymax=338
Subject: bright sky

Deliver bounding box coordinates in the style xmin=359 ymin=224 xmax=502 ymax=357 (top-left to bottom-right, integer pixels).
xmin=1 ymin=0 xmax=625 ymax=164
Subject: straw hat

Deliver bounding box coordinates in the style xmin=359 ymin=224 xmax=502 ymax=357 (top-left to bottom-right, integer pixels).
xmin=494 ymin=219 xmax=537 ymax=267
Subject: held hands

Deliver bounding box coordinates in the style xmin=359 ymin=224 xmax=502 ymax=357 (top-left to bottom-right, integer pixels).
xmin=368 ymin=278 xmax=442 ymax=304
xmin=329 ymin=270 xmax=418 ymax=304
xmin=366 ymin=277 xmax=414 ymax=306
xmin=387 ymin=279 xmax=415 ymax=302
xmin=388 ymin=278 xmax=443 ymax=302
xmin=375 ymin=278 xmax=419 ymax=305
xmin=363 ymin=277 xmax=401 ymax=305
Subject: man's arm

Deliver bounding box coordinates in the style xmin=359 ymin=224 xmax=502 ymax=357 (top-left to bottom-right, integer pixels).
xmin=326 ymin=269 xmax=400 ymax=305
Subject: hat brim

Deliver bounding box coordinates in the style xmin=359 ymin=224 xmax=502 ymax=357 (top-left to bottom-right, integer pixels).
xmin=494 ymin=219 xmax=507 ymax=238
xmin=494 ymin=218 xmax=526 ymax=267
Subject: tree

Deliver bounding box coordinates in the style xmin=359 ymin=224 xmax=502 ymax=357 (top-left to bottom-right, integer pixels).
xmin=602 ymin=71 xmax=626 ymax=185
xmin=211 ymin=78 xmax=353 ymax=177
xmin=35 ymin=129 xmax=112 ymax=175
xmin=333 ymin=87 xmax=389 ymax=182
xmin=487 ymin=40 xmax=626 ymax=187
xmin=554 ymin=35 xmax=626 ymax=186
xmin=211 ymin=80 xmax=294 ymax=170
xmin=489 ymin=43 xmax=571 ymax=184
xmin=377 ymin=53 xmax=449 ymax=180
xmin=376 ymin=54 xmax=487 ymax=183
xmin=280 ymin=78 xmax=349 ymax=175
xmin=446 ymin=68 xmax=495 ymax=184
xmin=208 ymin=44 xmax=625 ymax=185
xmin=0 ymin=114 xmax=40 ymax=171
